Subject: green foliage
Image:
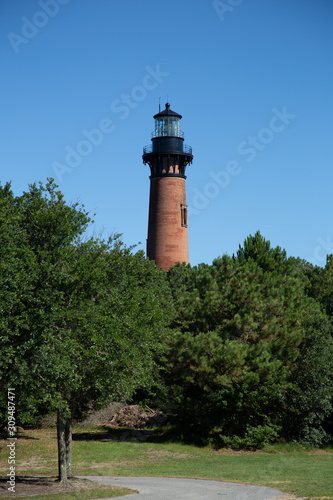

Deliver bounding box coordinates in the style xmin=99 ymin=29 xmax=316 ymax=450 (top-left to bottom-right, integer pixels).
xmin=0 ymin=180 xmax=173 ymax=428
xmin=1 ymin=181 xmax=332 ymax=453
xmin=217 ymin=424 xmax=280 ymax=450
xmin=283 ymin=306 xmax=333 ymax=445
xmin=306 ymin=254 xmax=333 ymax=318
xmin=163 ymin=232 xmax=333 ymax=448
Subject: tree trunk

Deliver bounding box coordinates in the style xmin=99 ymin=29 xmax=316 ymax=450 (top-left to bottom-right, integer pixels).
xmin=65 ymin=417 xmax=72 ymax=477
xmin=57 ymin=411 xmax=68 ymax=483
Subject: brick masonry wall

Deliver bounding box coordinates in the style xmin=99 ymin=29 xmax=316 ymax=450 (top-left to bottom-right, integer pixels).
xmin=147 ymin=176 xmax=189 ymax=271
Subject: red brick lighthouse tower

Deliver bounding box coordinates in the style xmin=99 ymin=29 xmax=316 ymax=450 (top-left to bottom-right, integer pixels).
xmin=143 ymin=103 xmax=193 ymax=271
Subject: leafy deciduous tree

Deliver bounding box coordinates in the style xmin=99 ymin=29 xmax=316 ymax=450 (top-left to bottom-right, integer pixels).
xmin=0 ymin=180 xmax=173 ymax=481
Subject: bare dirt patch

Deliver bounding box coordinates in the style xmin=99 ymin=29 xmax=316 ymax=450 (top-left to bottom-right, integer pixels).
xmin=216 ymin=448 xmax=257 ymax=455
xmin=306 ymin=449 xmax=332 ymax=455
xmin=272 ymin=496 xmax=305 ymax=500
xmin=0 ymin=475 xmax=130 ymax=498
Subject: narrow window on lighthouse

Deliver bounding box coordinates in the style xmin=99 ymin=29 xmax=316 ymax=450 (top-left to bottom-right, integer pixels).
xmin=181 ymin=204 xmax=188 ymax=227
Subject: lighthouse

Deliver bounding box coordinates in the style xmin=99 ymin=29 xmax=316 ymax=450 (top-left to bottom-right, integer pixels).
xmin=142 ymin=103 xmax=193 ymax=271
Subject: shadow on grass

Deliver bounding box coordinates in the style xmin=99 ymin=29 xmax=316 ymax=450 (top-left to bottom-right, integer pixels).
xmin=72 ymin=426 xmax=163 ymax=443
xmin=0 ymin=431 xmax=37 ymax=440
xmin=0 ymin=476 xmax=55 ymax=485
xmin=72 ymin=424 xmax=207 ymax=447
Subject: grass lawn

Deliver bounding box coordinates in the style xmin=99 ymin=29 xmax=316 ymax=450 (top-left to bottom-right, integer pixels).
xmin=0 ymin=426 xmax=332 ymax=499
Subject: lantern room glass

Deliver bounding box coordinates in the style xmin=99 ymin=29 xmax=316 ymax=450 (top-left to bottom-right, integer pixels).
xmin=155 ymin=116 xmax=181 ymax=137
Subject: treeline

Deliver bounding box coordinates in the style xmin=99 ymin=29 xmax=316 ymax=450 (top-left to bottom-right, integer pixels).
xmin=162 ymin=237 xmax=333 ymax=448
xmin=0 ymin=181 xmax=332 ymax=466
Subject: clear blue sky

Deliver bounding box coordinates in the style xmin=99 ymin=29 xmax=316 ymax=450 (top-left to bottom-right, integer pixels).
xmin=1 ymin=0 xmax=332 ymax=267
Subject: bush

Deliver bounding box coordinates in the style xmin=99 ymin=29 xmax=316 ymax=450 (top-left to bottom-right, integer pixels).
xmin=215 ymin=424 xmax=281 ymax=450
